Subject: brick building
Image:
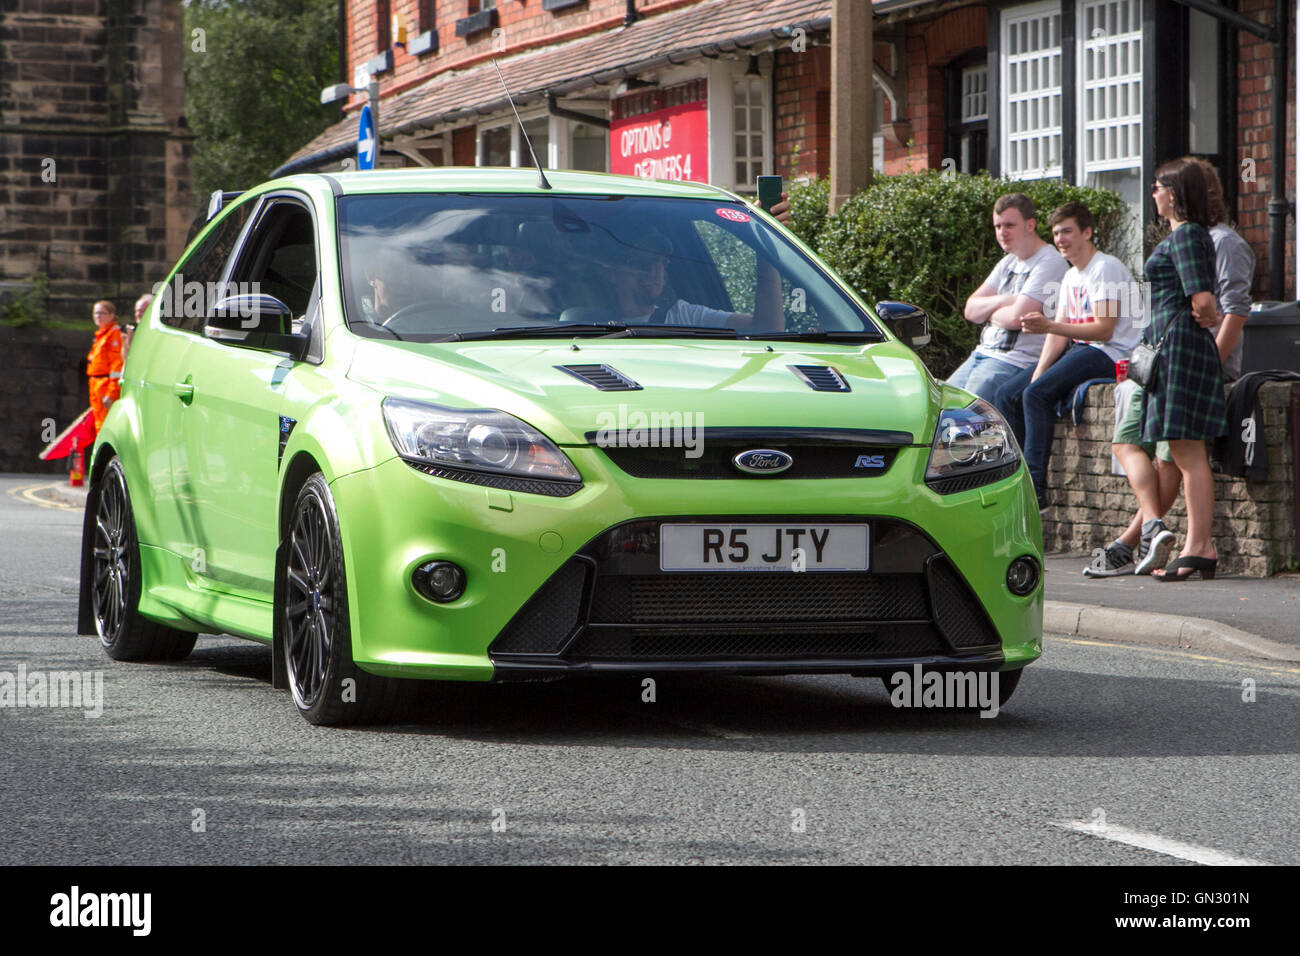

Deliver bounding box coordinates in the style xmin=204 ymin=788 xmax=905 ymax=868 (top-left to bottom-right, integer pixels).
xmin=0 ymin=0 xmax=193 ymax=317
xmin=282 ymin=0 xmax=1294 ymax=298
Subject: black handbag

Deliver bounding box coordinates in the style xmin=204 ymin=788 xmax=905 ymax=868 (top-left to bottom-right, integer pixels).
xmin=1128 ymin=335 xmax=1164 ymax=389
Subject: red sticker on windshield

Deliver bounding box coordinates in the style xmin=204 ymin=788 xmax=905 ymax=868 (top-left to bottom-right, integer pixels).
xmin=715 ymin=207 xmax=751 ymax=223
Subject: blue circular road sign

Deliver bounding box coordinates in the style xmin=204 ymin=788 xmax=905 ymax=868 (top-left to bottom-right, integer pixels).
xmin=357 ymin=105 xmax=376 ymax=170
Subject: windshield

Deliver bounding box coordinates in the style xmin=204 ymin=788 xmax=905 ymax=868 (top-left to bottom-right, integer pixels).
xmin=337 ymin=194 xmax=882 ymax=341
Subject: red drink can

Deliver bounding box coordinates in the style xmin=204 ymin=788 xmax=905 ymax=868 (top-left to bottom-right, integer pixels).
xmin=1115 ymin=359 xmax=1129 ymax=382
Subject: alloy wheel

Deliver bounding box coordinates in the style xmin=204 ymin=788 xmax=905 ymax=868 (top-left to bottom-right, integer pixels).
xmin=285 ymin=489 xmax=335 ymax=709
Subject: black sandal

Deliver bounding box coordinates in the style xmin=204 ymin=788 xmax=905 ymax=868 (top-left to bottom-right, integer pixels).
xmin=1155 ymin=555 xmax=1217 ymax=582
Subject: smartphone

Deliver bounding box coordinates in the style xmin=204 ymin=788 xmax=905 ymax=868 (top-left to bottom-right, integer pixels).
xmin=757 ymin=175 xmax=783 ymax=213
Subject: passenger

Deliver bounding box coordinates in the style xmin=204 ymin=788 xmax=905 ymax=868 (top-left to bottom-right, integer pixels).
xmin=994 ymin=202 xmax=1140 ymax=510
xmin=950 ymin=194 xmax=1069 ymax=409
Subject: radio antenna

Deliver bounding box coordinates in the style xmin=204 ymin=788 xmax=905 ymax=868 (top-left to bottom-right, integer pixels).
xmin=492 ymin=59 xmax=551 ymax=190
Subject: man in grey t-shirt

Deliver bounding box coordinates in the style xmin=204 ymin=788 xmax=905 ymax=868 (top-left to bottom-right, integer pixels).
xmin=949 ymin=194 xmax=1070 ymax=411
xmin=1207 ymin=222 xmax=1255 ymax=380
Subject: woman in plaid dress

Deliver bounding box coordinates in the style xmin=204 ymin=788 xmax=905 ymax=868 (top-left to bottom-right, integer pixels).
xmin=1143 ymin=158 xmax=1228 ymax=580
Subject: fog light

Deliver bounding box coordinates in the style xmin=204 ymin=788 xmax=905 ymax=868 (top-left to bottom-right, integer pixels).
xmin=413 ymin=561 xmax=466 ymax=603
xmin=1006 ymin=556 xmax=1040 ymax=596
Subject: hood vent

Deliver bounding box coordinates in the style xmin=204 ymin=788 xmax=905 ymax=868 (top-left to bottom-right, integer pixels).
xmin=556 ymin=363 xmax=642 ymax=391
xmin=788 ymin=364 xmax=851 ymax=392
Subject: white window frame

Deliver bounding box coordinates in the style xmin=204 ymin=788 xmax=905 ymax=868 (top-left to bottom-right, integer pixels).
xmin=475 ymin=118 xmax=514 ymax=167
xmin=961 ymin=65 xmax=989 ymax=123
xmin=707 ymin=60 xmax=770 ymax=193
xmin=1077 ymin=0 xmax=1143 ymax=176
xmin=1000 ymin=0 xmax=1063 ymax=179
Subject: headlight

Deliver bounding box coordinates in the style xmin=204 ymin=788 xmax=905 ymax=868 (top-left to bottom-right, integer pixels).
xmin=925 ymin=398 xmax=1021 ymax=493
xmin=383 ymin=398 xmax=581 ymax=483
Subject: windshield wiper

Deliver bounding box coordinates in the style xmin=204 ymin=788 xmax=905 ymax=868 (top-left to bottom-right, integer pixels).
xmin=435 ymin=323 xmax=739 ymax=342
xmin=600 ymin=325 xmax=738 ymax=338
xmin=744 ymin=329 xmax=885 ymax=343
xmin=447 ymin=324 xmax=630 ymax=341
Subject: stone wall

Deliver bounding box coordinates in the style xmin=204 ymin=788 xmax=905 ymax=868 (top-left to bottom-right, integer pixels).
xmin=0 ymin=325 xmax=92 ymax=475
xmin=1042 ymin=381 xmax=1298 ymax=577
xmin=0 ymin=0 xmax=193 ymax=317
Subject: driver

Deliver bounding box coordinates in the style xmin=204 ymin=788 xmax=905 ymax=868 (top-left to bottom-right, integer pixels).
xmin=609 ymin=231 xmax=783 ymax=331
xmin=361 ymin=250 xmax=427 ymax=323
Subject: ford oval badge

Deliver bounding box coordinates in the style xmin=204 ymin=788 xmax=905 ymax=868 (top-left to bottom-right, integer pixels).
xmin=733 ymin=449 xmax=793 ymax=475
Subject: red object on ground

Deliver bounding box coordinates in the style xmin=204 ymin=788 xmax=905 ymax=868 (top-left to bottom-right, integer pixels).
xmin=69 ymin=439 xmax=85 ymax=487
xmin=39 ymin=408 xmax=97 ymax=461
xmin=1115 ymin=359 xmax=1129 ymax=383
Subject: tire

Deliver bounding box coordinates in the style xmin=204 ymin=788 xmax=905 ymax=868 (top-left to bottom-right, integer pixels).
xmin=280 ymin=473 xmax=411 ymax=725
xmin=92 ymin=457 xmax=198 ymax=661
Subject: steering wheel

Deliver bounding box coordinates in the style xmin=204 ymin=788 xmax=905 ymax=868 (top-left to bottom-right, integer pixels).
xmin=378 ymin=299 xmax=476 ymax=336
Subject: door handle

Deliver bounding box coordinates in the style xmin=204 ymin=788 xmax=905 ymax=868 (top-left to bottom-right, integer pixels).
xmin=173 ymin=378 xmax=194 ymax=405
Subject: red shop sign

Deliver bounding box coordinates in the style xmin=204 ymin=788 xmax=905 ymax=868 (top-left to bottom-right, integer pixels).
xmin=609 ymin=98 xmax=709 ymax=183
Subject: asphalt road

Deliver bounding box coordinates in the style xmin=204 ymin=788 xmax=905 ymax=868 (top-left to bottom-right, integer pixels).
xmin=3 ymin=476 xmax=1297 ymax=865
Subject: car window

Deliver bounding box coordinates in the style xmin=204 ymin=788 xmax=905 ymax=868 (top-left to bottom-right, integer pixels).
xmin=230 ymin=201 xmax=319 ymax=319
xmin=336 ymin=194 xmax=878 ymax=340
xmin=695 ymin=220 xmax=824 ymax=333
xmin=159 ymin=198 xmax=254 ymax=333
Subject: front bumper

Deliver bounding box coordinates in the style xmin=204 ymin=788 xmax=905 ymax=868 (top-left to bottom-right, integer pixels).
xmin=328 ymin=447 xmax=1043 ymax=682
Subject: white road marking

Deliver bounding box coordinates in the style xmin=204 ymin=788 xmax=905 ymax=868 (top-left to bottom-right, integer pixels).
xmin=1053 ymin=818 xmax=1274 ymax=866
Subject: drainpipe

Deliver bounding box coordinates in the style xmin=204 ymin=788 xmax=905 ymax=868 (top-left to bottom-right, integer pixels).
xmin=1265 ymin=0 xmax=1289 ymax=299
xmin=625 ymin=1 xmax=638 ymax=27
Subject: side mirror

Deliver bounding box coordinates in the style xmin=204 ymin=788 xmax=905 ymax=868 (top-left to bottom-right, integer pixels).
xmin=206 ymin=294 xmax=308 ymax=360
xmin=875 ymin=301 xmax=931 ymax=350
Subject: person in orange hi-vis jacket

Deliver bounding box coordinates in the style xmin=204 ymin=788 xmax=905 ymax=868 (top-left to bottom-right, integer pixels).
xmin=87 ymin=299 xmax=123 ymax=433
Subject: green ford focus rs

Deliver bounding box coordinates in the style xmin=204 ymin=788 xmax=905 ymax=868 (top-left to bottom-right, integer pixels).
xmin=78 ymin=168 xmax=1042 ymax=724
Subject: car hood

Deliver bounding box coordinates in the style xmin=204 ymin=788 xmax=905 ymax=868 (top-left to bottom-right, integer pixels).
xmin=347 ymin=338 xmax=940 ymax=446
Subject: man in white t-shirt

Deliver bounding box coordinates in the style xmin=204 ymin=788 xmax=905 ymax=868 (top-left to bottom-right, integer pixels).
xmin=950 ymin=193 xmax=1070 ymax=409
xmin=994 ymin=201 xmax=1139 ymax=509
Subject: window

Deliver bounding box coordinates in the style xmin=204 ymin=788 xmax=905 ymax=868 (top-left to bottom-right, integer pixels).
xmin=570 ymin=121 xmax=607 ymax=172
xmin=517 ymin=117 xmax=550 ymax=168
xmin=479 ymin=125 xmax=511 ymax=167
xmin=1080 ymin=0 xmax=1141 ymax=173
xmin=160 ymin=200 xmax=254 ymax=333
xmin=417 ymin=0 xmax=435 ymax=32
xmin=376 ymin=0 xmax=391 ymax=50
xmin=945 ymin=57 xmax=988 ymax=173
xmin=732 ymin=75 xmax=768 ymax=190
xmin=1001 ymin=2 xmax=1062 ymax=177
xmin=231 ymin=202 xmax=319 ymax=320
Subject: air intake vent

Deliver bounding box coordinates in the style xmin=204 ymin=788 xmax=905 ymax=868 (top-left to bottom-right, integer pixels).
xmin=788 ymin=365 xmax=850 ymax=392
xmin=556 ymin=364 xmax=642 ymax=391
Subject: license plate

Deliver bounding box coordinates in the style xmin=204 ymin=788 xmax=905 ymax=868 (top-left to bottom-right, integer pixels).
xmin=659 ymin=523 xmax=869 ymax=572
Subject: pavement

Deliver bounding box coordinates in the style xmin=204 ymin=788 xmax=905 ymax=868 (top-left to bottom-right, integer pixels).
xmin=11 ymin=474 xmax=1300 ymax=662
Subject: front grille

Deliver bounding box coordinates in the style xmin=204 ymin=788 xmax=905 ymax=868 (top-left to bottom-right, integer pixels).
xmin=490 ymin=559 xmax=590 ymax=654
xmin=556 ymin=363 xmax=642 ymax=391
xmin=789 ymin=364 xmax=851 ymax=392
xmin=926 ymin=556 xmax=999 ymax=648
xmin=587 ymin=428 xmax=911 ymax=480
xmin=566 ymin=623 xmax=947 ymax=660
xmin=588 ymin=572 xmax=927 ymax=623
xmin=489 ymin=517 xmax=1004 ymax=669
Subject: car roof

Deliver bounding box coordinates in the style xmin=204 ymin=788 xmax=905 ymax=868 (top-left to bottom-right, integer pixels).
xmin=279 ymin=167 xmax=743 ymax=201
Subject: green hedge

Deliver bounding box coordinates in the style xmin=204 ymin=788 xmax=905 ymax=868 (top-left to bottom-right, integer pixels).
xmin=785 ymin=171 xmax=1134 ymax=377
